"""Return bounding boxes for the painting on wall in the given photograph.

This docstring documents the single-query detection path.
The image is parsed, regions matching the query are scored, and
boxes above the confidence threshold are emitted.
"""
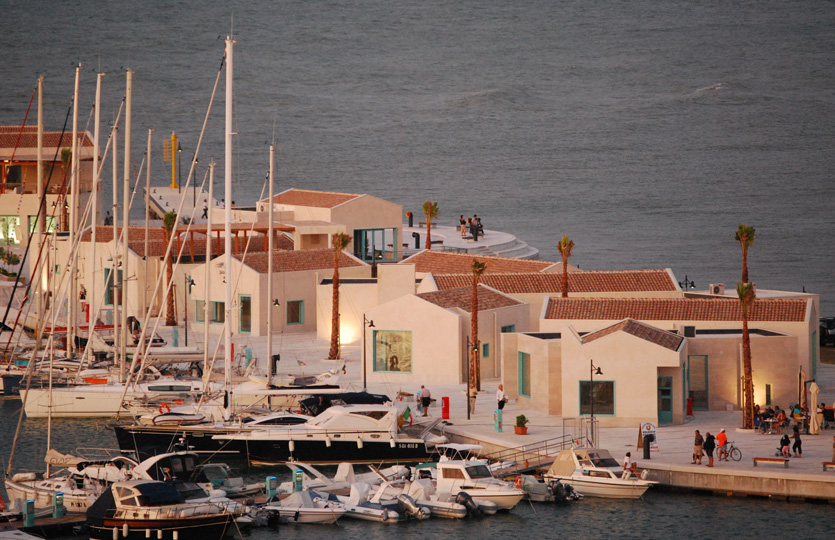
[373,330,412,372]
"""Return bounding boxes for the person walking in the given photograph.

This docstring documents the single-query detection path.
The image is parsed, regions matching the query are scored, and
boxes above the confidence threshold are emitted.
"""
[202,201,208,219]
[703,432,716,467]
[792,425,802,457]
[692,430,704,464]
[716,428,728,461]
[420,385,431,417]
[496,384,507,410]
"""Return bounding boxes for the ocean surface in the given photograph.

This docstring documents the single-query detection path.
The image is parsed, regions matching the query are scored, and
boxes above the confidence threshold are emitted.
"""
[1,0,833,313]
[1,3,833,534]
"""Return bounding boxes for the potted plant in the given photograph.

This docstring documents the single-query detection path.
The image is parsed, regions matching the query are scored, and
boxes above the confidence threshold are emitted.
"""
[515,414,529,435]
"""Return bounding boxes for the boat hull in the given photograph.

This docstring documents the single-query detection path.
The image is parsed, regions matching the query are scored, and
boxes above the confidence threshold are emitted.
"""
[88,513,231,540]
[4,478,95,512]
[548,476,652,499]
[238,437,433,465]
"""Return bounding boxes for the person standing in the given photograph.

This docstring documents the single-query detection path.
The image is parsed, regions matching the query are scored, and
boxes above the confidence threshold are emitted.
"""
[420,385,431,417]
[716,428,728,461]
[468,384,477,415]
[202,201,208,219]
[792,425,802,457]
[703,432,716,467]
[692,430,704,464]
[831,435,835,463]
[459,215,466,237]
[496,384,507,410]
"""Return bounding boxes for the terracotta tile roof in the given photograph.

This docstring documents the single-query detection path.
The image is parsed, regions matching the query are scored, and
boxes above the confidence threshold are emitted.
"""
[432,270,676,294]
[0,126,93,155]
[402,251,555,274]
[235,248,364,274]
[269,188,361,208]
[544,298,808,322]
[584,319,684,351]
[80,226,166,243]
[417,285,523,313]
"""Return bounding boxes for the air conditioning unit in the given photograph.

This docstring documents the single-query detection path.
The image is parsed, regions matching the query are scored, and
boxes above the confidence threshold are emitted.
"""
[710,283,725,295]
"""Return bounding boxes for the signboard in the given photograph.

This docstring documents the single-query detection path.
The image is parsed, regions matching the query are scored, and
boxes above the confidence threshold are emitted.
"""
[641,422,659,450]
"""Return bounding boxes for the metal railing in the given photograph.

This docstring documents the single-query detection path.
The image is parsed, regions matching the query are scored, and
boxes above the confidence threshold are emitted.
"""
[480,434,576,477]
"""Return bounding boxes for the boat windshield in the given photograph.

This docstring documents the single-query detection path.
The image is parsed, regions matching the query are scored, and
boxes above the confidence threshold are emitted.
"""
[587,453,620,468]
[465,464,494,479]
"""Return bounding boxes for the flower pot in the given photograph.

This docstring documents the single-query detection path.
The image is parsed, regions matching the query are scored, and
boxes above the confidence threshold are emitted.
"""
[514,426,528,435]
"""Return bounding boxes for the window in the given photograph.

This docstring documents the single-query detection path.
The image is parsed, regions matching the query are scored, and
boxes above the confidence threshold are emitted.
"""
[483,343,490,358]
[501,324,516,333]
[239,295,252,333]
[518,352,531,397]
[103,268,122,306]
[579,380,615,415]
[373,330,412,372]
[287,300,304,325]
[210,301,224,323]
[28,215,57,234]
[441,468,465,479]
[194,300,205,322]
[0,216,21,245]
[353,227,398,263]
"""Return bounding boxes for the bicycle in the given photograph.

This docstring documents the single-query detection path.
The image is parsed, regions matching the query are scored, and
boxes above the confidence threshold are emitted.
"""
[720,441,742,461]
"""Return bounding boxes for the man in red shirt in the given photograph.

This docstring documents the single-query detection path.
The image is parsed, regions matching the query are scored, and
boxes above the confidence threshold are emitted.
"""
[716,428,728,461]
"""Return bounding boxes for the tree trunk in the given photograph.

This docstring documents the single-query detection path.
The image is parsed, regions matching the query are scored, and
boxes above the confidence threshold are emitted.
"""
[561,256,568,297]
[741,311,754,429]
[165,234,176,326]
[425,216,432,250]
[471,280,480,391]
[328,253,340,359]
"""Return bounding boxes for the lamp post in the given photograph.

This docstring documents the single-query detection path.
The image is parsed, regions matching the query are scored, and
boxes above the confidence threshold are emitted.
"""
[184,275,195,346]
[679,275,696,292]
[590,359,602,445]
[362,315,375,391]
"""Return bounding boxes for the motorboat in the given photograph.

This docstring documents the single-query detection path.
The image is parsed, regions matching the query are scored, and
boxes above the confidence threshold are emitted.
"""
[542,448,657,499]
[321,483,402,523]
[365,478,468,519]
[192,462,263,499]
[419,460,522,511]
[258,490,347,524]
[85,480,233,540]
[212,404,446,465]
[278,461,411,494]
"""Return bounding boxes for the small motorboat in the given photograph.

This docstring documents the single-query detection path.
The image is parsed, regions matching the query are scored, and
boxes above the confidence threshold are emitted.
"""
[192,463,263,499]
[259,490,347,524]
[542,448,657,499]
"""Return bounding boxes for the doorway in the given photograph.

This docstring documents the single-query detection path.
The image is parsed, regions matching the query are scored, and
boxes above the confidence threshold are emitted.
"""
[657,376,673,424]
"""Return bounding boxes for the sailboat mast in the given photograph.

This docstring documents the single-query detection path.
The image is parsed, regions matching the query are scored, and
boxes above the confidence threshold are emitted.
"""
[121,70,132,378]
[112,117,120,381]
[90,72,102,343]
[223,37,235,419]
[36,76,44,324]
[69,65,80,357]
[203,161,214,380]
[267,144,274,377]
[144,128,152,314]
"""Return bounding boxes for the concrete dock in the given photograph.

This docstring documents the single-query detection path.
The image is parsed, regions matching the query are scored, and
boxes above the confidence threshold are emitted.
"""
[132,329,835,503]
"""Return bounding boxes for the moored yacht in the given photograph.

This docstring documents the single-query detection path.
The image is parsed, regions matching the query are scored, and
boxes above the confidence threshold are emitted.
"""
[542,448,657,499]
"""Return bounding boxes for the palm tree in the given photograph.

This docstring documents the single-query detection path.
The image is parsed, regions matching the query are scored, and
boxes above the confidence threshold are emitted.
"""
[738,281,756,429]
[422,201,438,250]
[471,259,487,391]
[735,224,755,284]
[557,234,574,298]
[163,211,178,326]
[328,232,352,360]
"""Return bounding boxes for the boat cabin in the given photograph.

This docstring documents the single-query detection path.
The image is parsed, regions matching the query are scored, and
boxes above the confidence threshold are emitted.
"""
[545,448,622,478]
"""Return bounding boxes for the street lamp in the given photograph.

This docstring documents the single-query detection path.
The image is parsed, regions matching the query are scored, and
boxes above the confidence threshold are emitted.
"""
[184,275,195,346]
[362,315,375,390]
[589,359,603,445]
[679,275,696,292]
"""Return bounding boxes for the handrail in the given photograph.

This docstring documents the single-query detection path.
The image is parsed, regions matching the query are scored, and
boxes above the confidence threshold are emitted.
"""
[480,434,575,477]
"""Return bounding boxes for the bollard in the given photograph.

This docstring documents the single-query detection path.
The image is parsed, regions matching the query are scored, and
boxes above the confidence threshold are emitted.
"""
[494,409,503,432]
[442,396,450,419]
[293,469,304,492]
[171,328,179,347]
[23,500,35,528]
[52,491,65,519]
[643,434,654,459]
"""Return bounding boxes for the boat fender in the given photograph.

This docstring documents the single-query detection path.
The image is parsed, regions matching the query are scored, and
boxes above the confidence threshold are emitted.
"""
[455,492,482,517]
[514,475,522,489]
[159,403,170,414]
[294,510,300,522]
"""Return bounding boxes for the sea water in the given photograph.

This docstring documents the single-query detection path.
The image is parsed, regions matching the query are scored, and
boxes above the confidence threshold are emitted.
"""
[0,0,832,312]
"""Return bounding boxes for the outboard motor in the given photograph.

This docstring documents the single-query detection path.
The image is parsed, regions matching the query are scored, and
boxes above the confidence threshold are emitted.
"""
[547,479,567,502]
[397,494,429,520]
[455,491,483,517]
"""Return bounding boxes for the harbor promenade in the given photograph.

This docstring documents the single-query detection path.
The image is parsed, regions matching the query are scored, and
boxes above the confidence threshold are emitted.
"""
[153,328,835,502]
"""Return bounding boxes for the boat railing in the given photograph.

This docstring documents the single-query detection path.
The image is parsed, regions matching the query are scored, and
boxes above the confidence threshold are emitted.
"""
[481,434,576,477]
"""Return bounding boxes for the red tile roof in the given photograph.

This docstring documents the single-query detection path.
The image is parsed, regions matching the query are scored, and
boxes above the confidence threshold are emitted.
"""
[432,270,676,294]
[269,189,361,208]
[0,126,93,155]
[417,285,523,312]
[402,251,555,274]
[81,226,166,243]
[235,248,364,274]
[544,298,808,322]
[584,319,684,351]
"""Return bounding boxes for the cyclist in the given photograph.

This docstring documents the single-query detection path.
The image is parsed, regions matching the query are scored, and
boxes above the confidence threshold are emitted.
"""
[716,428,728,461]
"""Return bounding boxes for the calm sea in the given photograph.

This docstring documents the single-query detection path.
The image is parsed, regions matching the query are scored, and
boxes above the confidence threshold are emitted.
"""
[1,3,833,533]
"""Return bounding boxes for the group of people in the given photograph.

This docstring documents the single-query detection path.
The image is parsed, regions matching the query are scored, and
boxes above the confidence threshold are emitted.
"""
[692,428,729,467]
[778,425,804,458]
[459,215,484,241]
[417,384,510,417]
